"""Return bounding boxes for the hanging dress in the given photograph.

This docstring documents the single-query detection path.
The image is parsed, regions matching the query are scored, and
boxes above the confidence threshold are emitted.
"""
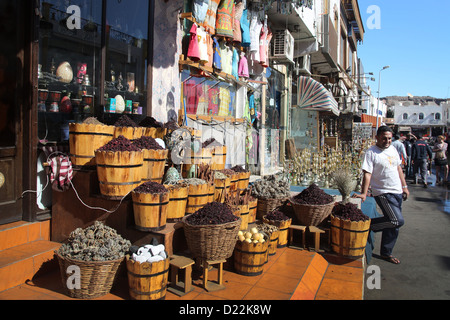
[213,37,222,70]
[259,22,268,65]
[187,23,201,61]
[261,28,272,68]
[197,26,209,64]
[215,0,235,38]
[238,52,249,78]
[204,0,221,34]
[232,47,239,79]
[232,0,244,43]
[192,0,210,23]
[249,13,262,55]
[240,9,251,47]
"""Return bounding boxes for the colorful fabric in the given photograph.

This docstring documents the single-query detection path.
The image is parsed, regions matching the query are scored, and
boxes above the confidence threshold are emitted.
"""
[232,47,239,79]
[197,26,209,64]
[218,87,231,116]
[240,9,250,46]
[193,0,210,23]
[213,37,222,69]
[238,53,248,78]
[204,0,221,34]
[49,154,73,192]
[187,23,201,61]
[184,79,201,114]
[219,41,233,74]
[215,0,235,38]
[233,1,244,43]
[259,24,268,65]
[196,83,208,115]
[208,86,219,115]
[261,28,272,67]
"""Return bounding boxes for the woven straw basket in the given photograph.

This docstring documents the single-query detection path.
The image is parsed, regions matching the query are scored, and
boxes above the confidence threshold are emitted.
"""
[182,215,241,261]
[55,251,124,299]
[289,197,336,226]
[256,197,289,220]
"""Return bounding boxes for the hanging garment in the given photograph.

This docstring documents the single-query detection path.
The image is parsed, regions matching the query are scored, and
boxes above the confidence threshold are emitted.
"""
[232,47,239,79]
[206,33,214,68]
[187,23,201,61]
[196,83,208,115]
[238,52,249,78]
[49,154,73,192]
[261,28,272,67]
[249,13,262,55]
[259,24,268,65]
[213,37,222,70]
[219,41,233,75]
[208,86,220,115]
[193,0,210,23]
[249,93,256,123]
[240,9,251,47]
[184,79,200,114]
[215,0,235,38]
[218,86,231,116]
[232,1,244,43]
[204,0,221,34]
[228,89,236,116]
[197,26,209,64]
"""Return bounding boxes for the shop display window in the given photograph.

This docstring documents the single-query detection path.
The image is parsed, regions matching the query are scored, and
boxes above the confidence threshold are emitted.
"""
[181,70,237,117]
[37,0,149,143]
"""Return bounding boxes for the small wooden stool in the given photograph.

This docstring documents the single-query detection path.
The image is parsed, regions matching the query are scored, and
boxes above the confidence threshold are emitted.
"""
[288,225,307,249]
[201,259,226,292]
[308,226,326,252]
[168,255,195,296]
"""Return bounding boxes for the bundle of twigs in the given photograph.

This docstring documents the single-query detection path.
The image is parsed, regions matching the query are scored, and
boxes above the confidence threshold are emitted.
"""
[197,163,213,185]
[224,187,252,206]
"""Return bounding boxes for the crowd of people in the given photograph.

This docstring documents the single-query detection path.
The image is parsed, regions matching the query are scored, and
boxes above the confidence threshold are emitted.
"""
[394,132,449,188]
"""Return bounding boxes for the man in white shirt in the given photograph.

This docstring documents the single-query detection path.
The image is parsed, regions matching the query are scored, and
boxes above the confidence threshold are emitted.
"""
[354,126,409,264]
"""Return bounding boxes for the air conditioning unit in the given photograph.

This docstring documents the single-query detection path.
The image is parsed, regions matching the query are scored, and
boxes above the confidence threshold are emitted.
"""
[272,29,294,64]
[294,55,311,75]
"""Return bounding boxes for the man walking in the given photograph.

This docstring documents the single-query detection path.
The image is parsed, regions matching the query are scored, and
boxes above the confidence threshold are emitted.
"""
[354,126,408,264]
[411,134,433,188]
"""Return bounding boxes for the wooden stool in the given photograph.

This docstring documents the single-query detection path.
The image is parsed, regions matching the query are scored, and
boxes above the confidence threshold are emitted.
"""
[201,259,226,292]
[168,255,195,296]
[288,225,307,249]
[308,226,326,252]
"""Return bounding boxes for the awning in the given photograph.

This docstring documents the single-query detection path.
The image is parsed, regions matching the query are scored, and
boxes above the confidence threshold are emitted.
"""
[297,76,340,116]
[361,114,378,128]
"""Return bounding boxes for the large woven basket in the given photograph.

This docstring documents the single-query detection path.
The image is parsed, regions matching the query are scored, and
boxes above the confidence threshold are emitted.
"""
[55,251,124,299]
[182,215,241,261]
[256,197,289,220]
[289,197,336,226]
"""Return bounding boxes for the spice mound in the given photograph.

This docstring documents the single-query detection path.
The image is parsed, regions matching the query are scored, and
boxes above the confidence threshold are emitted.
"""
[139,116,163,128]
[83,117,104,125]
[133,136,164,150]
[231,165,248,173]
[58,221,131,261]
[265,209,290,221]
[114,115,138,127]
[291,184,334,205]
[97,135,141,152]
[252,175,290,199]
[185,202,239,225]
[134,181,168,194]
[332,202,370,222]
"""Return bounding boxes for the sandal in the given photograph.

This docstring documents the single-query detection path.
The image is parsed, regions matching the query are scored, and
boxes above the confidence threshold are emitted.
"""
[381,255,401,264]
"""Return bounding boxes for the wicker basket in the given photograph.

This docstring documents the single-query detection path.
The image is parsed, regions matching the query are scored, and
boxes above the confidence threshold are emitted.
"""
[256,197,289,220]
[55,251,124,299]
[182,215,241,261]
[289,197,336,226]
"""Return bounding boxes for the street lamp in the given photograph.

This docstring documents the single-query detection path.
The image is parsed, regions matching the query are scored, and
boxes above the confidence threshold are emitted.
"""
[376,65,390,131]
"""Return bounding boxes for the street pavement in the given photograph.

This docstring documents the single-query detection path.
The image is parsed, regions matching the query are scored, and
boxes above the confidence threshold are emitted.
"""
[364,173,450,300]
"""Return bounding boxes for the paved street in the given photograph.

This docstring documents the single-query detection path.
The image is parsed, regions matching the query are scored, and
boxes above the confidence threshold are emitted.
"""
[364,173,450,300]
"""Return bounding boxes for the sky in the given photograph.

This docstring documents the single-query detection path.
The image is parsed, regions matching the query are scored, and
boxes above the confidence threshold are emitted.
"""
[357,0,450,99]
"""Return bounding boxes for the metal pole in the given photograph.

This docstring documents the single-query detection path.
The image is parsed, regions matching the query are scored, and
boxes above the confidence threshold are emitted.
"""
[375,66,390,131]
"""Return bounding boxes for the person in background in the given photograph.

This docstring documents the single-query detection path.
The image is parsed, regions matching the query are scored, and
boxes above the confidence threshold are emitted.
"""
[411,134,433,188]
[432,135,448,186]
[354,126,408,265]
[392,134,407,166]
[403,133,414,178]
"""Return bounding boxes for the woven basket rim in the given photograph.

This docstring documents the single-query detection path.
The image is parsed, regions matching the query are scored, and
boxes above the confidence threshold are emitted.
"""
[262,215,292,223]
[182,215,242,228]
[256,196,289,201]
[55,250,125,265]
[289,196,335,207]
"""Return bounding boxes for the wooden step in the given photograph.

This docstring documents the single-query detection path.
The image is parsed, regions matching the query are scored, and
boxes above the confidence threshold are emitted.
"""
[0,220,51,251]
[0,240,61,292]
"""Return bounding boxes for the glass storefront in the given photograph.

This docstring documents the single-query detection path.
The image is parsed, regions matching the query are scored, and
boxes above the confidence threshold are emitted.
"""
[37,0,150,143]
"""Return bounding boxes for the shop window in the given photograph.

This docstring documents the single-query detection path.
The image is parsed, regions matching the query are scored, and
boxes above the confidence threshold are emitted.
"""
[37,0,150,143]
[181,70,237,117]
